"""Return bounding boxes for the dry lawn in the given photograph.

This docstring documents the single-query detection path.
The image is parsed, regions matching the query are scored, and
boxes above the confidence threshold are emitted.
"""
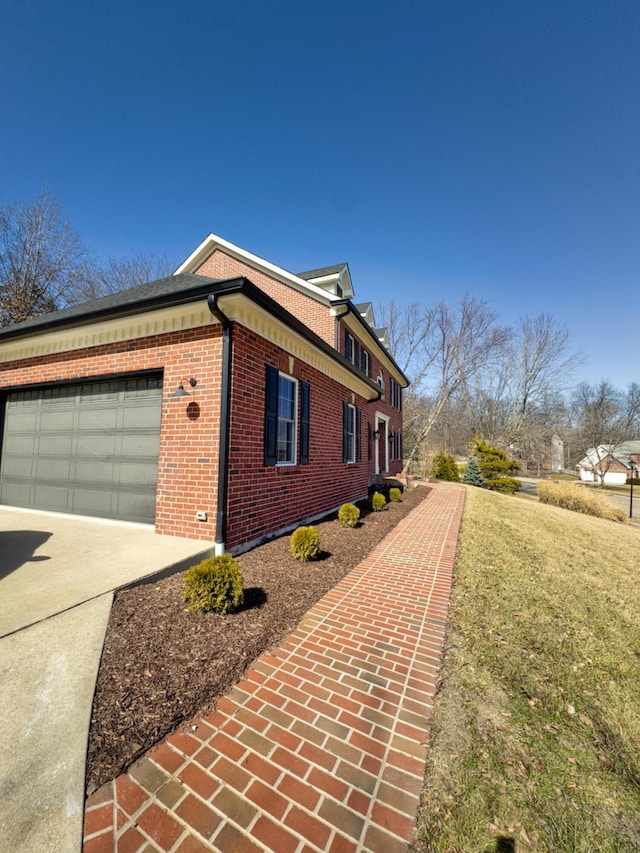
[411,486,640,853]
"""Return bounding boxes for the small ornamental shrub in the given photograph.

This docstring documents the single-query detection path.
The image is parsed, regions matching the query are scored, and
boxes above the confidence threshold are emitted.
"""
[462,456,486,487]
[538,481,626,523]
[290,526,320,561]
[338,503,360,528]
[472,437,520,494]
[432,452,460,482]
[389,487,402,502]
[183,554,244,614]
[371,492,387,512]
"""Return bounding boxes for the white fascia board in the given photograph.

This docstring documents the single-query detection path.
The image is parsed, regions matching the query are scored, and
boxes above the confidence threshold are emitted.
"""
[174,233,338,307]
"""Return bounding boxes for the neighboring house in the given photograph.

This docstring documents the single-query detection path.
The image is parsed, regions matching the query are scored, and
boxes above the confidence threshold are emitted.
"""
[0,233,407,553]
[576,441,640,484]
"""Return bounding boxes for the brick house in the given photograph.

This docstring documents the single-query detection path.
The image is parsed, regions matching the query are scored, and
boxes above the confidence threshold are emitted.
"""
[576,441,640,485]
[0,233,407,553]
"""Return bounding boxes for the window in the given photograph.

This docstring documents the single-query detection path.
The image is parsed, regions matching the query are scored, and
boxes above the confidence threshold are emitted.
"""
[264,366,302,466]
[360,348,370,377]
[377,369,385,399]
[345,330,354,362]
[342,402,361,463]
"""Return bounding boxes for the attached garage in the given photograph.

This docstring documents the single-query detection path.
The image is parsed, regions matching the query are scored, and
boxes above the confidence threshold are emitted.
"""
[0,374,163,524]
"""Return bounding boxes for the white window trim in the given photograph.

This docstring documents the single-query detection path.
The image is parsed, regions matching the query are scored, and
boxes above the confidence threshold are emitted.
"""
[374,412,390,474]
[276,372,298,466]
[345,402,356,464]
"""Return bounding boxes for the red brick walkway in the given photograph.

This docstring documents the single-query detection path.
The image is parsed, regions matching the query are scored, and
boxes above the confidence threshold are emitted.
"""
[83,483,465,853]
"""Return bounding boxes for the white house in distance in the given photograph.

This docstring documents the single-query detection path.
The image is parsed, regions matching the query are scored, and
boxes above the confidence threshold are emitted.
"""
[576,441,640,484]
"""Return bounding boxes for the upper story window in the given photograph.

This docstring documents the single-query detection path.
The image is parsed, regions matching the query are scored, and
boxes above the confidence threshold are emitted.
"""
[360,348,370,377]
[377,369,385,399]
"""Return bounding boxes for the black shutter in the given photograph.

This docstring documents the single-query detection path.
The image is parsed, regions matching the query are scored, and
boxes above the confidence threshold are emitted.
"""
[354,340,360,367]
[368,421,373,461]
[356,407,362,462]
[264,365,278,466]
[342,401,349,463]
[300,380,310,464]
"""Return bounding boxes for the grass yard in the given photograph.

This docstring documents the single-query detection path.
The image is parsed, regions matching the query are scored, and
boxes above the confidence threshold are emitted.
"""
[411,486,640,853]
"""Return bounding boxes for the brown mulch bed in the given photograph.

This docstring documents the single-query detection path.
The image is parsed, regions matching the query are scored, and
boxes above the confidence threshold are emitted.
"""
[86,485,430,794]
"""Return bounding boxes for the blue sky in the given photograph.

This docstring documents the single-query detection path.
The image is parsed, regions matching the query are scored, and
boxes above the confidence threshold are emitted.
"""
[2,0,639,388]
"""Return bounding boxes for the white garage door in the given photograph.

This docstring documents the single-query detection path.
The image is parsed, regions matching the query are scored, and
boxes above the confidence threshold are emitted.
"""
[0,375,163,524]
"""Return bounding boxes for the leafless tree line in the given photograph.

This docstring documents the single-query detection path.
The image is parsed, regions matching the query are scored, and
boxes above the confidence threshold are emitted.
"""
[379,296,639,476]
[0,190,173,326]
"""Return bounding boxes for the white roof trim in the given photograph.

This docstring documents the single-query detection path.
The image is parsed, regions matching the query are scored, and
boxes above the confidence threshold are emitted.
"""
[174,233,340,307]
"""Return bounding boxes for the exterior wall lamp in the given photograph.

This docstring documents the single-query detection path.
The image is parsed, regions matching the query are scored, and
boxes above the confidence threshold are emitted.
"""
[168,378,197,399]
[373,429,380,439]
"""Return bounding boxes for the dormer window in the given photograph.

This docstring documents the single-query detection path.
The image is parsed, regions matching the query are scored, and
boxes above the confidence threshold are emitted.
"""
[377,369,385,399]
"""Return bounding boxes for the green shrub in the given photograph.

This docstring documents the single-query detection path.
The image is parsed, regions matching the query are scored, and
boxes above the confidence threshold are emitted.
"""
[389,487,402,502]
[538,481,627,523]
[290,525,320,561]
[371,492,387,512]
[183,554,244,614]
[432,452,460,482]
[472,437,520,494]
[462,456,486,487]
[338,503,360,528]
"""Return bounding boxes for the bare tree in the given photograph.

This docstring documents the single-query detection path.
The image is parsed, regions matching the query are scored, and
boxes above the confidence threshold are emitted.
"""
[380,296,508,475]
[76,252,175,302]
[0,191,177,325]
[0,191,86,325]
[501,314,581,447]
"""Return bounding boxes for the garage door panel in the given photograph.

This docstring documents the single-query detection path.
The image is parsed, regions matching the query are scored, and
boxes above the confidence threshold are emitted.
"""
[71,489,114,514]
[77,435,118,456]
[5,408,38,429]
[73,461,117,484]
[38,434,74,455]
[117,461,158,486]
[122,406,161,429]
[3,434,37,455]
[40,410,75,431]
[120,433,160,456]
[78,409,119,430]
[0,375,162,524]
[2,458,35,478]
[35,459,72,481]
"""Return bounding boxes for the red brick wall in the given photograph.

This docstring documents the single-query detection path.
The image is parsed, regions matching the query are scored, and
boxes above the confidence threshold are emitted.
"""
[0,328,224,540]
[225,324,370,550]
[194,250,336,346]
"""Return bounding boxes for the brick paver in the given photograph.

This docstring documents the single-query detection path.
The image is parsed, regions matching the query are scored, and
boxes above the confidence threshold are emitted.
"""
[83,482,464,852]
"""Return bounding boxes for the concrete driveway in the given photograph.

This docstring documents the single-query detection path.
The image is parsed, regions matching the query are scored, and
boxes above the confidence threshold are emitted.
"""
[0,506,210,853]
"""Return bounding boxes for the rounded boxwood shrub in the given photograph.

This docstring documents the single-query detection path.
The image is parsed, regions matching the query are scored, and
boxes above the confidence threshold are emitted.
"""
[389,487,402,502]
[290,525,320,561]
[338,502,360,528]
[371,492,386,512]
[183,554,244,614]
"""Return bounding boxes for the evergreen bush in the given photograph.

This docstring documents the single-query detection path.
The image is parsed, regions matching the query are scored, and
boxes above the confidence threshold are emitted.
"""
[183,554,244,614]
[462,456,486,487]
[338,503,360,528]
[389,487,402,502]
[432,452,460,482]
[371,492,387,512]
[472,437,520,494]
[290,526,320,561]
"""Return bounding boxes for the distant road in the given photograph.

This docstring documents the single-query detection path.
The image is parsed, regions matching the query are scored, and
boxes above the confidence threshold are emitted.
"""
[518,477,640,522]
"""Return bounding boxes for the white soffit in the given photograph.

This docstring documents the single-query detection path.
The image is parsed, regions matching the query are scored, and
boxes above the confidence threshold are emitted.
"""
[0,303,217,364]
